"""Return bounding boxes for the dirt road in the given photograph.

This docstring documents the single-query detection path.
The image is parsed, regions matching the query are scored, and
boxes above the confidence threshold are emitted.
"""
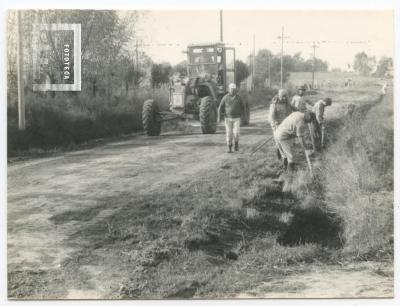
[7,104,393,299]
[8,109,271,298]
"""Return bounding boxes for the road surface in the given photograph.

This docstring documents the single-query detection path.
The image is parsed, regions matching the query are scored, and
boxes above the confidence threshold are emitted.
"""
[8,109,271,298]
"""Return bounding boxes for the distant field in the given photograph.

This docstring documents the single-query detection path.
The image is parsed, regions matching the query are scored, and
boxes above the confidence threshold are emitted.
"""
[288,71,386,89]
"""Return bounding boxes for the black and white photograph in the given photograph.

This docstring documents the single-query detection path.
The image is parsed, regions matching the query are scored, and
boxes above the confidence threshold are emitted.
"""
[3,1,398,302]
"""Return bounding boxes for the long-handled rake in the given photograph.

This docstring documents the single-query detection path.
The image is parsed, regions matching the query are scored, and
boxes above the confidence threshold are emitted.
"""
[250,135,274,155]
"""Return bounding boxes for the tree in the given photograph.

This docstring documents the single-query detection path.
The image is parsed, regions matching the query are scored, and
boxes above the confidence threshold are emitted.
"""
[353,52,376,76]
[235,60,249,86]
[8,10,141,98]
[248,49,273,88]
[151,63,172,88]
[374,56,393,77]
[247,49,328,88]
[172,60,188,77]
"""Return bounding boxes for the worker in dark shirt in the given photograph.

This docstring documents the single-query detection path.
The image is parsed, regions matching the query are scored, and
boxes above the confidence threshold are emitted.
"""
[218,83,245,153]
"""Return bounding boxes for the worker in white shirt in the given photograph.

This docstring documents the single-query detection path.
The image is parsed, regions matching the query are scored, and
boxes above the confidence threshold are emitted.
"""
[291,85,313,113]
[274,111,316,172]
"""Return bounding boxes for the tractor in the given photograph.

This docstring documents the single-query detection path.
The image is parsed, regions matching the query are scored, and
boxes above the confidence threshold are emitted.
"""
[142,42,250,136]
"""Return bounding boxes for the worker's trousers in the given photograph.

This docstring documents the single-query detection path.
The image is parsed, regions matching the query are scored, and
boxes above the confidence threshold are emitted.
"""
[276,137,295,163]
[225,117,241,146]
[308,120,322,151]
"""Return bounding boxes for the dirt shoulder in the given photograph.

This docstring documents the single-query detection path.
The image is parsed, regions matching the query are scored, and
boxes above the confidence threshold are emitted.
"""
[236,261,393,298]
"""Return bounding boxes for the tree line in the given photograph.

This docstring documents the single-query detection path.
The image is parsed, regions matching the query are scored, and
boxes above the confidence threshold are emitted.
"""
[352,52,393,77]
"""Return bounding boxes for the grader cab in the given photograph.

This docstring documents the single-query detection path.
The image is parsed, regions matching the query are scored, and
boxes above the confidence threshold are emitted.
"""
[142,42,249,136]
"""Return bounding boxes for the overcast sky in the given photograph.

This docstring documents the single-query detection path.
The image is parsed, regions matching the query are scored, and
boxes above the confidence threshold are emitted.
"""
[134,10,394,70]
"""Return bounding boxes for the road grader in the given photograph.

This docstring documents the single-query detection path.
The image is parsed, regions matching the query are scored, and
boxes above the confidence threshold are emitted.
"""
[142,42,250,136]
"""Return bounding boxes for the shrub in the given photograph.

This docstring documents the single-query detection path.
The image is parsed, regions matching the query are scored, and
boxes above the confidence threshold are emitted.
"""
[7,86,170,156]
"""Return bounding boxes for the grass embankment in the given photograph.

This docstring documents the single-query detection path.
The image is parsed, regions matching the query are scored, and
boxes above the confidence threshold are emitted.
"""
[286,85,393,259]
[319,90,393,258]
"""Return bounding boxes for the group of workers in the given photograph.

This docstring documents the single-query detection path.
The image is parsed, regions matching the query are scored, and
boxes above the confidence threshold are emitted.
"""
[218,83,332,172]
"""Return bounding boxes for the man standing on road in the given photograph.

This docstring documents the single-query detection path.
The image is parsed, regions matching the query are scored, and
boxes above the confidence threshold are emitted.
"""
[291,85,313,112]
[275,111,316,172]
[269,88,292,162]
[312,97,332,149]
[218,83,245,153]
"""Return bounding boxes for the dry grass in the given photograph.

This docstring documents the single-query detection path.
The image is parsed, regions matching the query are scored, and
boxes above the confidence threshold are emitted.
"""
[7,86,169,156]
[313,89,393,259]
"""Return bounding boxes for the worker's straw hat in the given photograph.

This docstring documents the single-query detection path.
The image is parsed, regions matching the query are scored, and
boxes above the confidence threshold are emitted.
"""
[229,83,237,89]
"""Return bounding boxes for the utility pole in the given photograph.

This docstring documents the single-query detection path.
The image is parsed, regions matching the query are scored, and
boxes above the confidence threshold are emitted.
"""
[277,26,289,88]
[17,10,25,130]
[135,40,139,72]
[311,41,318,89]
[268,53,271,87]
[252,33,255,91]
[219,10,223,42]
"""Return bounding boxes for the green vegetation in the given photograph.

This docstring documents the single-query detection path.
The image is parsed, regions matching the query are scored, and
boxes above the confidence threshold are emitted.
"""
[7,87,169,156]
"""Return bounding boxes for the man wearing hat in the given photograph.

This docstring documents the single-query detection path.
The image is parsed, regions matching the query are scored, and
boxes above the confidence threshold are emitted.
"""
[269,88,292,161]
[218,83,245,153]
[274,111,316,172]
[312,97,332,149]
[291,85,313,113]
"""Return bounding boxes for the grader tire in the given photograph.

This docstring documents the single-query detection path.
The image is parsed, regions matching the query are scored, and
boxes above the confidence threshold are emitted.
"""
[199,96,217,134]
[142,99,161,136]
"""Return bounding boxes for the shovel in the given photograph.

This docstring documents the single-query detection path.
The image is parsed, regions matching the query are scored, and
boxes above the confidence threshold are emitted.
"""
[305,150,313,176]
[321,126,325,148]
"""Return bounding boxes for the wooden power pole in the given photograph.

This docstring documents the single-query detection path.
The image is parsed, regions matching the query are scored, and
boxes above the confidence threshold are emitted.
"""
[311,41,318,89]
[17,10,25,130]
[135,40,139,72]
[219,10,223,42]
[277,26,289,88]
[268,53,271,87]
[252,33,255,91]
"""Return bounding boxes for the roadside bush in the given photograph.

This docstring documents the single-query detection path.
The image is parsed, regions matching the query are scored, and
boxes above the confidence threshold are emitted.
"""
[7,86,169,156]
